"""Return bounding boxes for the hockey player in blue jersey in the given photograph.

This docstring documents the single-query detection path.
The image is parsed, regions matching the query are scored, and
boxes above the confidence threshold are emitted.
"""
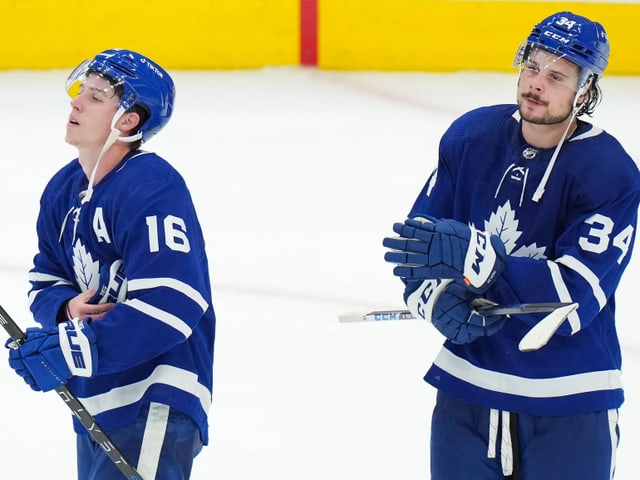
[6,49,215,479]
[383,12,640,480]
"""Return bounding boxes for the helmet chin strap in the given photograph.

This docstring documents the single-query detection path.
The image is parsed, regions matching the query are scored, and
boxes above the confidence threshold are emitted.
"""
[82,106,140,204]
[531,112,576,203]
[117,131,143,144]
[531,83,589,203]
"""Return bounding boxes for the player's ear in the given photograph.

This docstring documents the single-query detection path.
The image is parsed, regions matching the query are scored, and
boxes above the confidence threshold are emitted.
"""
[116,111,141,134]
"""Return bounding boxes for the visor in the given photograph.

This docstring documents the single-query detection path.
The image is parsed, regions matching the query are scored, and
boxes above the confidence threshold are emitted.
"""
[65,59,132,105]
[514,42,594,93]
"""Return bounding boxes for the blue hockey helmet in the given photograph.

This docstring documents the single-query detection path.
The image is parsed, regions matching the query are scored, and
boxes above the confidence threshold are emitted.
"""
[66,49,175,143]
[515,12,610,82]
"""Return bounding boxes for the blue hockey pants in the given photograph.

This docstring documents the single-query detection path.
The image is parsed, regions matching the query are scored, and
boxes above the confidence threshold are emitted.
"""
[431,391,619,480]
[77,402,203,480]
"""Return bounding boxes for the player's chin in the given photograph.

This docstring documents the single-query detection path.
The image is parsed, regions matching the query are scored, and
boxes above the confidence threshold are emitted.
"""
[518,107,549,125]
[64,130,78,146]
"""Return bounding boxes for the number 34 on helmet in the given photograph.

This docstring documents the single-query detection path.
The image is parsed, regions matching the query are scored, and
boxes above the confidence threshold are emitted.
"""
[514,11,610,88]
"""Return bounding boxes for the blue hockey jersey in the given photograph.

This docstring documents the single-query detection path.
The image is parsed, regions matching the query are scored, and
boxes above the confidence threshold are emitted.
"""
[411,104,640,416]
[28,150,215,443]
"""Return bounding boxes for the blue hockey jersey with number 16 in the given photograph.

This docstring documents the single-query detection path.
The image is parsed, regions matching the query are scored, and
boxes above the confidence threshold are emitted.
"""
[412,104,640,416]
[28,150,216,443]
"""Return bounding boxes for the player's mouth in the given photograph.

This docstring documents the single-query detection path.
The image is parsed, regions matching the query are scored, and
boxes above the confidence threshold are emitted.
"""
[523,93,545,106]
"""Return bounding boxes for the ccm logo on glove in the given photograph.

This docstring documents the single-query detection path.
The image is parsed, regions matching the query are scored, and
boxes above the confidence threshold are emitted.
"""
[406,279,452,321]
[465,226,498,288]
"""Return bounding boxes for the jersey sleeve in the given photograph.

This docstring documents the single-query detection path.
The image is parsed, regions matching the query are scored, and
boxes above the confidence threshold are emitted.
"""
[409,113,467,219]
[29,170,83,329]
[491,180,639,336]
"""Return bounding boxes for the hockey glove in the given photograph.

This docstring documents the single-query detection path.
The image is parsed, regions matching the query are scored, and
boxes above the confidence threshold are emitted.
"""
[384,216,506,294]
[405,279,506,344]
[88,259,127,304]
[7,318,97,392]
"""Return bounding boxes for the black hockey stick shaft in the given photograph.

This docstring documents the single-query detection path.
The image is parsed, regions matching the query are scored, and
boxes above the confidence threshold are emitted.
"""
[0,304,143,480]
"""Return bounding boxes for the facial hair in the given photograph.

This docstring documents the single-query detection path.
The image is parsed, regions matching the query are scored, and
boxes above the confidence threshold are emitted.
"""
[518,92,574,126]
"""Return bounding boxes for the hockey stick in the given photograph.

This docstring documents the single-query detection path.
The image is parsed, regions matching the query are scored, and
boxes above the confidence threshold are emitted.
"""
[517,302,578,351]
[0,304,143,480]
[339,301,578,352]
[338,302,574,323]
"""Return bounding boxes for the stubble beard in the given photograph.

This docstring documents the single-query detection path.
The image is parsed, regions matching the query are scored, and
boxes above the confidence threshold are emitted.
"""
[518,93,573,126]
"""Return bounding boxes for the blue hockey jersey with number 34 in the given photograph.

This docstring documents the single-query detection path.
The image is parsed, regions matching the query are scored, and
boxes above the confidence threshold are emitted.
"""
[28,150,215,443]
[412,104,640,416]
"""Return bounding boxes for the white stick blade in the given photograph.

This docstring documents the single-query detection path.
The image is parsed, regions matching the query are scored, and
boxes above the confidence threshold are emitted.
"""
[339,313,368,323]
[518,303,578,352]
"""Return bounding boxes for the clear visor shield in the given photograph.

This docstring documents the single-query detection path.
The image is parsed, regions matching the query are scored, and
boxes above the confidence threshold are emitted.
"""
[513,42,593,94]
[65,59,124,101]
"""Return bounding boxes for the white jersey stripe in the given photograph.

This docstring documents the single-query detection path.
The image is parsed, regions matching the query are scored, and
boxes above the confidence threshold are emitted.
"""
[127,298,192,338]
[128,277,209,311]
[556,254,608,309]
[28,271,73,283]
[79,364,211,416]
[434,348,622,398]
[28,280,74,307]
[547,261,581,333]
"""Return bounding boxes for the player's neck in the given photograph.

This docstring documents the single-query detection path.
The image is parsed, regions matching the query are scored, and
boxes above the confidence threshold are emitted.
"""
[77,142,131,185]
[522,118,577,150]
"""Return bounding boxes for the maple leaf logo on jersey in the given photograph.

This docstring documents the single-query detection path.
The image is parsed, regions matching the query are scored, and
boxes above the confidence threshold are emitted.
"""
[72,239,100,292]
[483,200,548,259]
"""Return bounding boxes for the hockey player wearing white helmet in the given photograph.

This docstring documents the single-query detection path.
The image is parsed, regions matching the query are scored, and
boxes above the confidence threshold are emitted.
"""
[384,12,639,479]
[7,49,216,479]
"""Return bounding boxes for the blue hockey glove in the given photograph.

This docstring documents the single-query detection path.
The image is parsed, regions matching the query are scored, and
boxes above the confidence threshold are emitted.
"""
[405,279,506,344]
[7,318,97,392]
[88,259,127,304]
[384,216,506,294]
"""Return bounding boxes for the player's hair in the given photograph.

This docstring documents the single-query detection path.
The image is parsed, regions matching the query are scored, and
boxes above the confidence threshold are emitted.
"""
[576,79,601,117]
[92,74,151,150]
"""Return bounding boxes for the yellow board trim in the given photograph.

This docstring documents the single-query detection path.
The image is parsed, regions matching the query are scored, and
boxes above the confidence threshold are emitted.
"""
[0,0,299,70]
[0,1,637,73]
[319,1,640,74]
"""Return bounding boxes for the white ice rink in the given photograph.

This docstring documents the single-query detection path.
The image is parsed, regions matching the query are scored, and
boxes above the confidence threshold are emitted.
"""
[0,67,638,479]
